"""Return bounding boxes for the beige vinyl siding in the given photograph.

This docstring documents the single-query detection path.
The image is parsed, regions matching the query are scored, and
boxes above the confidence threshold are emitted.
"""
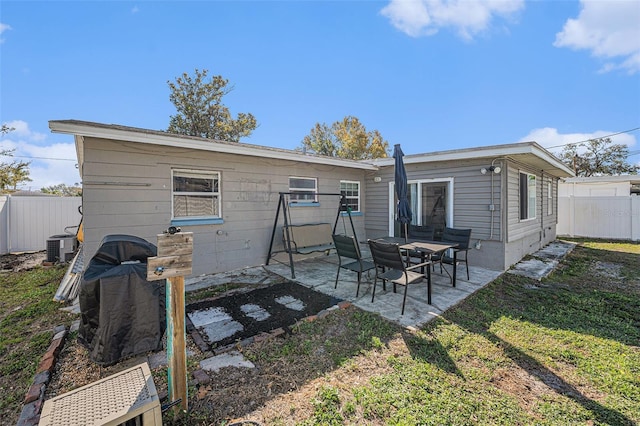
[363,171,390,238]
[365,159,502,241]
[506,163,541,243]
[503,162,559,268]
[364,159,506,270]
[81,137,367,276]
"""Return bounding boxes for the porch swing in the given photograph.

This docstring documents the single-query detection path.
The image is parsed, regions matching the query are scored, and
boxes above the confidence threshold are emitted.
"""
[266,192,357,278]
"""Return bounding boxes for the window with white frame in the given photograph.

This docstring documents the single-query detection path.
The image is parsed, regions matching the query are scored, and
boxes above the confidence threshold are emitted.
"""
[547,179,553,216]
[289,177,318,202]
[519,172,536,220]
[172,169,221,219]
[340,180,360,212]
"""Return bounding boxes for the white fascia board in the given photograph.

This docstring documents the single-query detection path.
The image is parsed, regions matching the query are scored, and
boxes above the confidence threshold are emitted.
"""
[74,135,84,175]
[50,120,377,171]
[369,142,574,176]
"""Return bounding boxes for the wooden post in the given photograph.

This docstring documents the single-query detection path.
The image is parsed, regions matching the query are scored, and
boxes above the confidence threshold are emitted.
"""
[165,276,187,414]
[147,231,193,415]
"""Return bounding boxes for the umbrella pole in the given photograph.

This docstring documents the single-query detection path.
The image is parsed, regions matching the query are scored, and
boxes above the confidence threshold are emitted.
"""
[404,223,408,243]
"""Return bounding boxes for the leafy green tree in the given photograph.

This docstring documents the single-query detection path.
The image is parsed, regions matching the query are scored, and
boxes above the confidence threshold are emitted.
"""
[41,183,82,196]
[302,123,337,156]
[1,125,32,193]
[167,69,257,142]
[560,137,640,177]
[301,116,390,160]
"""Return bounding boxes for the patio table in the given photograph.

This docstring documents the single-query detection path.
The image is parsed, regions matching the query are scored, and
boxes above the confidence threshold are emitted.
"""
[373,237,459,287]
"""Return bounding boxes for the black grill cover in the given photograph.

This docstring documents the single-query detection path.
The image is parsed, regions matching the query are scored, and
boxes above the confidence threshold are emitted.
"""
[78,235,165,366]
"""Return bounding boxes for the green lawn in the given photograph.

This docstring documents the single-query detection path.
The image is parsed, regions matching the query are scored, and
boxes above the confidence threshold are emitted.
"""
[0,265,70,424]
[235,241,640,425]
[2,240,639,426]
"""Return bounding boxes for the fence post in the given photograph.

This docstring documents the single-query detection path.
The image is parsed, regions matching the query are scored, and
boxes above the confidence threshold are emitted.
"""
[569,196,575,237]
[632,196,640,241]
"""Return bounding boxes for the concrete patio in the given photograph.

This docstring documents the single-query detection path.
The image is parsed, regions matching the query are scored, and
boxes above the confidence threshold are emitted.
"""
[187,248,501,329]
[263,250,502,329]
[185,240,576,330]
[177,240,575,372]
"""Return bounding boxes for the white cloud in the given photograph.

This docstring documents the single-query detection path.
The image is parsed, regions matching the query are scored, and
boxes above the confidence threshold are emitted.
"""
[380,0,525,40]
[519,127,637,156]
[554,0,640,74]
[4,120,47,142]
[1,121,79,191]
[0,22,11,44]
[23,143,80,190]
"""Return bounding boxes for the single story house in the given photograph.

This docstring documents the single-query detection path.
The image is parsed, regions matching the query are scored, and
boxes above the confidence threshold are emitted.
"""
[49,120,574,276]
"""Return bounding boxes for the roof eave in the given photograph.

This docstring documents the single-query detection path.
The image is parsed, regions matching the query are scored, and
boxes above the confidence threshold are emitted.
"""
[370,141,574,178]
[49,120,378,172]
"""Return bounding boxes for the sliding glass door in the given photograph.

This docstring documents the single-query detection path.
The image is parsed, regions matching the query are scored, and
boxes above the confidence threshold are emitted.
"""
[389,178,453,239]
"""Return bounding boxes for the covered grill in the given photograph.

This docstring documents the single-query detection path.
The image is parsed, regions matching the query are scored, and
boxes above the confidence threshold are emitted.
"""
[78,235,165,366]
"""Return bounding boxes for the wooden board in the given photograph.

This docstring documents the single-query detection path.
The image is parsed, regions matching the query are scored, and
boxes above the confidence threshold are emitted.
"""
[156,232,194,256]
[147,255,193,281]
[146,232,193,281]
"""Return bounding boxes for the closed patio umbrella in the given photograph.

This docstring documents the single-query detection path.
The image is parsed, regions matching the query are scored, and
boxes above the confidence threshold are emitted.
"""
[393,144,412,242]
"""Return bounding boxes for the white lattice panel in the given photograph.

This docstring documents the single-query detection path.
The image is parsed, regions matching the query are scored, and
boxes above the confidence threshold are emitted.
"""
[39,363,162,426]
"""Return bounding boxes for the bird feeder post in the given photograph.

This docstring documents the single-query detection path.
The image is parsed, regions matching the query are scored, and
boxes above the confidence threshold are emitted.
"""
[147,230,193,416]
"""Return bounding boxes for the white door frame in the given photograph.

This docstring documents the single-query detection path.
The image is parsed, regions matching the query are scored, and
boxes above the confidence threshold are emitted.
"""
[388,177,454,236]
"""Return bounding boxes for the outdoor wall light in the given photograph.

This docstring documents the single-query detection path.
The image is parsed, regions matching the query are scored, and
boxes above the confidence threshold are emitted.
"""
[481,165,502,174]
[373,176,382,182]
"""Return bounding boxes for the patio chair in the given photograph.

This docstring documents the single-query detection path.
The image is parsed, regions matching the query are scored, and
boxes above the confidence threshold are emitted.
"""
[432,227,472,281]
[407,224,436,269]
[368,239,432,314]
[332,234,375,297]
[408,224,435,240]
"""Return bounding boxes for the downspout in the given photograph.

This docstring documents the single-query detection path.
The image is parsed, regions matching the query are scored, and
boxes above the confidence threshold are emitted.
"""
[489,157,506,241]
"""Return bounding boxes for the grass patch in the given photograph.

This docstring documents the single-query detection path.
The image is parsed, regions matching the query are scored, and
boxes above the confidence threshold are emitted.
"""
[0,265,72,423]
[3,241,639,425]
[238,242,639,425]
[184,283,250,304]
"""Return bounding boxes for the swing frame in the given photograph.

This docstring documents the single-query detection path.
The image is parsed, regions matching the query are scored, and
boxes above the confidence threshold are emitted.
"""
[266,192,357,278]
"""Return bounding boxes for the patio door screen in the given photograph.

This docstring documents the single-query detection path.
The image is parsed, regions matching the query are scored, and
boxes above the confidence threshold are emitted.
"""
[390,179,453,239]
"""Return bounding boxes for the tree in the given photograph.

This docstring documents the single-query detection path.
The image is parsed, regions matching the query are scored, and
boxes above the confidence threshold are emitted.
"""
[559,137,640,177]
[1,125,32,193]
[301,116,390,160]
[41,183,82,196]
[167,69,257,142]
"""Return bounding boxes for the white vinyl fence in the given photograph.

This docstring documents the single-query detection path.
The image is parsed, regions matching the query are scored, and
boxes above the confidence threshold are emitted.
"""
[557,196,640,241]
[0,196,82,254]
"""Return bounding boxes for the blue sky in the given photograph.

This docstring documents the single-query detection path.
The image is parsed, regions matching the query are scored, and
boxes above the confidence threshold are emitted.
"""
[1,0,639,190]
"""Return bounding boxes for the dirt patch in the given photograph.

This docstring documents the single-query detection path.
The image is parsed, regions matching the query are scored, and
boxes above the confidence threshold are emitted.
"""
[0,251,46,272]
[592,260,623,279]
[187,280,342,350]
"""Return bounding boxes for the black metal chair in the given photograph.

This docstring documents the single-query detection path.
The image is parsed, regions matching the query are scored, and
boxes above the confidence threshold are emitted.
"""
[431,227,472,281]
[408,224,435,240]
[406,224,436,269]
[368,239,432,314]
[332,234,375,297]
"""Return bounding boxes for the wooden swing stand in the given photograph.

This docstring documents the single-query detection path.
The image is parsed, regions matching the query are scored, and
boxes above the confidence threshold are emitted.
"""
[266,192,358,278]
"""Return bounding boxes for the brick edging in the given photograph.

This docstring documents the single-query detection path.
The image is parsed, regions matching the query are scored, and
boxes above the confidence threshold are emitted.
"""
[17,325,68,426]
